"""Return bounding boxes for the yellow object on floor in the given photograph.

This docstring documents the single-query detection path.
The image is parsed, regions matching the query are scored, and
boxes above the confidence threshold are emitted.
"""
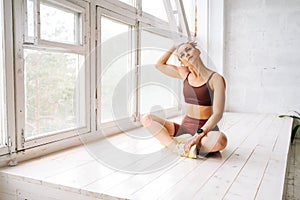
[173,134,197,159]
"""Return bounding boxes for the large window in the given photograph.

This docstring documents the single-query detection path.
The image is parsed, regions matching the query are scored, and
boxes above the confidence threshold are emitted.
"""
[15,0,89,148]
[0,0,195,159]
[0,0,7,148]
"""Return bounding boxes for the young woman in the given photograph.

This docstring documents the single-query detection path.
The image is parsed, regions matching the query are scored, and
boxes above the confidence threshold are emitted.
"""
[141,42,227,158]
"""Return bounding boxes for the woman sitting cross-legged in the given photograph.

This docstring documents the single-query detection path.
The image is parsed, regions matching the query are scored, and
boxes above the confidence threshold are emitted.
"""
[141,42,228,158]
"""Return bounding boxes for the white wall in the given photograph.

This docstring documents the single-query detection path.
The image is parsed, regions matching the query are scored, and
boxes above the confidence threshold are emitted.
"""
[224,0,300,114]
[208,0,224,74]
[196,0,224,74]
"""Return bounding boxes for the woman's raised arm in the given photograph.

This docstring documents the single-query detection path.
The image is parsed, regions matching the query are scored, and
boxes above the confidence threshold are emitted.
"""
[156,45,187,79]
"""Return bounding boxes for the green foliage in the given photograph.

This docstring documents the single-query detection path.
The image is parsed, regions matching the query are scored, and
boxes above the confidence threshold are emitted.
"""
[24,49,83,137]
[279,111,300,144]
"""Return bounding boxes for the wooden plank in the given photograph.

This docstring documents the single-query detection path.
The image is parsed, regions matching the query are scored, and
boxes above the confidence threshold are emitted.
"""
[223,146,273,200]
[0,146,94,180]
[81,169,133,198]
[105,128,164,154]
[158,149,234,200]
[44,160,114,190]
[255,117,293,200]
[130,158,202,199]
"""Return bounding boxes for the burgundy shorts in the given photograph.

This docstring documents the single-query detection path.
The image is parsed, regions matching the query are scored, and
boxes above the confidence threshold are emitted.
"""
[173,115,219,137]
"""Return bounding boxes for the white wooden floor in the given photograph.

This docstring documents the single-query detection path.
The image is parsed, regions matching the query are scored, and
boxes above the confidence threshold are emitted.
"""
[0,113,293,200]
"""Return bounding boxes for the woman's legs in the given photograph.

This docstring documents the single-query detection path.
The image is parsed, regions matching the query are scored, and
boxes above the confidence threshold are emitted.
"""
[197,131,227,153]
[141,114,177,150]
[141,114,228,156]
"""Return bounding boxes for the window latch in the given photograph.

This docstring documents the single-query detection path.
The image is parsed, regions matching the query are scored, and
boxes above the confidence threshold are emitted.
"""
[5,136,12,154]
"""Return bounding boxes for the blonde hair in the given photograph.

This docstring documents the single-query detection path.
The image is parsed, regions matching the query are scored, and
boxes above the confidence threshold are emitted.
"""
[176,41,198,53]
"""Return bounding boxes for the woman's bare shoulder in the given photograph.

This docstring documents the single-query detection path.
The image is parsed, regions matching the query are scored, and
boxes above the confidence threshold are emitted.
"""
[211,72,226,88]
[178,67,190,79]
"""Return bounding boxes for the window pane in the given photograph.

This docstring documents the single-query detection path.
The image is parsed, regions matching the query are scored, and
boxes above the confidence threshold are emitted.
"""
[40,1,82,45]
[24,49,85,138]
[100,17,134,123]
[26,0,35,39]
[118,0,135,6]
[0,0,7,147]
[142,0,168,21]
[183,0,195,35]
[140,31,180,115]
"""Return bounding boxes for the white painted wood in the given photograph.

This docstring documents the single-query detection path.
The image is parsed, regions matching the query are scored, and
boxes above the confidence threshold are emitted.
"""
[95,0,137,21]
[195,115,279,199]
[0,146,94,180]
[131,158,199,199]
[89,0,96,134]
[0,128,114,168]
[44,160,114,190]
[223,116,290,200]
[0,173,103,200]
[0,0,15,156]
[159,113,268,199]
[0,113,293,199]
[13,0,26,151]
[255,118,293,200]
[82,170,133,197]
[12,0,91,152]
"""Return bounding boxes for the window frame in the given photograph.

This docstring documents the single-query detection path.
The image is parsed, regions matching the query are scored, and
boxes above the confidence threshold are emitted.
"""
[0,0,16,156]
[13,0,91,150]
[95,1,138,134]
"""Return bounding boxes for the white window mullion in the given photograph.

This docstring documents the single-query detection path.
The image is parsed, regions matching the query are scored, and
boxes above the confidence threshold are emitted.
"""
[23,43,85,54]
[95,6,101,130]
[0,0,15,156]
[134,0,141,122]
[14,0,27,151]
[97,0,136,19]
[35,0,40,44]
[36,40,86,54]
[4,0,17,156]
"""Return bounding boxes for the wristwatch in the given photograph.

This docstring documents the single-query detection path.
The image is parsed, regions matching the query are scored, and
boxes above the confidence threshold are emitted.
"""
[197,128,204,134]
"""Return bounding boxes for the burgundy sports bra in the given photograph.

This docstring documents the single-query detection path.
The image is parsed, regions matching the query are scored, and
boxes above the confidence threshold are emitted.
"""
[183,72,215,106]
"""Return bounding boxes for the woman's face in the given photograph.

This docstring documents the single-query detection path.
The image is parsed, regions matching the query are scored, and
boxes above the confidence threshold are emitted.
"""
[177,43,200,66]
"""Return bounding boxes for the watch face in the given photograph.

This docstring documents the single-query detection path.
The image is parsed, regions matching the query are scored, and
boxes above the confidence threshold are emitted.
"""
[197,129,203,134]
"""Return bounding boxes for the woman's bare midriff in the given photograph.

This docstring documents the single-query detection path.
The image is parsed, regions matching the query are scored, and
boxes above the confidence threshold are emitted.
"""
[185,103,212,120]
